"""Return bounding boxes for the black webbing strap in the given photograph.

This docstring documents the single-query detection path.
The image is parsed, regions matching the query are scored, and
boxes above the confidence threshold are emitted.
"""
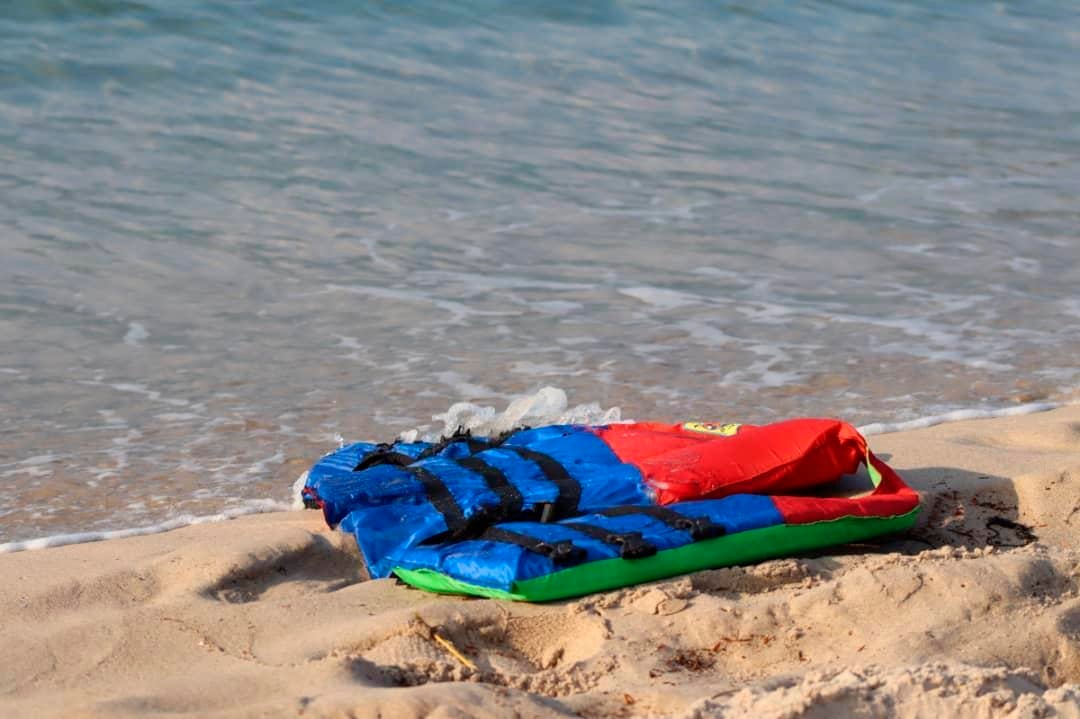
[354,427,528,472]
[482,527,586,565]
[353,443,417,471]
[501,446,581,520]
[466,438,492,453]
[562,522,658,559]
[597,505,727,541]
[456,456,524,518]
[415,430,497,462]
[410,458,531,542]
[404,465,467,537]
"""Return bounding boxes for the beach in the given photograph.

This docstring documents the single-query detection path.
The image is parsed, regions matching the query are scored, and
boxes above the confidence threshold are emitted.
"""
[3,405,1078,718]
[3,2,1079,716]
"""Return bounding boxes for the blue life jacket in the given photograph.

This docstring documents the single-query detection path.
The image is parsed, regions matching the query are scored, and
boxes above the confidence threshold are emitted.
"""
[303,426,653,578]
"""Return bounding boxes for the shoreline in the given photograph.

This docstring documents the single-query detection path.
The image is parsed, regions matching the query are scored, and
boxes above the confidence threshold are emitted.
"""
[1,397,1073,555]
[2,405,1079,717]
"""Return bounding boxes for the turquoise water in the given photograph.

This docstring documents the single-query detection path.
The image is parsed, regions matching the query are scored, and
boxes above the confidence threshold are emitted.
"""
[2,1,1078,541]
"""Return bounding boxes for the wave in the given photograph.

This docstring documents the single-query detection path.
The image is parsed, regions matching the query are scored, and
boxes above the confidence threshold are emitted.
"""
[0,499,290,554]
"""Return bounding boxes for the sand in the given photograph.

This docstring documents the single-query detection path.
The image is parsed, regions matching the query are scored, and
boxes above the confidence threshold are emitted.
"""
[3,406,1080,718]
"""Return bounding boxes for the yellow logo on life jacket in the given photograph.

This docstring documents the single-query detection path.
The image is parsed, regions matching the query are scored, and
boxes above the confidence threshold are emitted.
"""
[683,421,741,436]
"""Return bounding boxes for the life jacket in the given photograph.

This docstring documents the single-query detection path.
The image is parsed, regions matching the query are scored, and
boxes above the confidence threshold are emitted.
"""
[305,425,654,578]
[391,454,919,601]
[302,418,918,588]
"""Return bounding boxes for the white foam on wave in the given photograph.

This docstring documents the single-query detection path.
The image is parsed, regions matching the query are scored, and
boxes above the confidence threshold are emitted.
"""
[123,322,149,347]
[434,371,500,400]
[525,300,583,316]
[0,499,291,554]
[315,283,517,325]
[1061,297,1080,319]
[105,381,194,408]
[411,270,594,292]
[858,400,1063,436]
[619,286,702,310]
[0,453,61,479]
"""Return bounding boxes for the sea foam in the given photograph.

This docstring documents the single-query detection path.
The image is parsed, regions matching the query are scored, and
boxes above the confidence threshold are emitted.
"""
[0,499,290,554]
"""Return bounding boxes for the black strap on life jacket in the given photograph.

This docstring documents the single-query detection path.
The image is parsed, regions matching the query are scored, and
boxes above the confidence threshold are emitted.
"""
[353,426,532,471]
[410,458,534,543]
[355,451,418,471]
[597,505,727,541]
[455,456,524,518]
[467,438,493,453]
[500,446,581,520]
[405,465,468,537]
[415,426,516,462]
[416,438,492,461]
[562,522,658,559]
[481,527,586,565]
[354,434,581,539]
[353,443,417,471]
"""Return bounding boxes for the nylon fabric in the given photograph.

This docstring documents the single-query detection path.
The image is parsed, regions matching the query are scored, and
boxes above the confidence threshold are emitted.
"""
[561,522,657,559]
[393,509,921,602]
[499,446,581,519]
[595,418,867,504]
[303,440,432,519]
[324,427,653,578]
[387,495,785,591]
[597,504,726,540]
[455,456,524,517]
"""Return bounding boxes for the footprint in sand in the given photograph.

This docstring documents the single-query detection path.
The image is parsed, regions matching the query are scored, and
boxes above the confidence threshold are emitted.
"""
[205,533,364,603]
[351,606,608,697]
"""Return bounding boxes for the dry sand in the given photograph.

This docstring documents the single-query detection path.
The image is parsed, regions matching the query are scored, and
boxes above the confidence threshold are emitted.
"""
[3,406,1080,718]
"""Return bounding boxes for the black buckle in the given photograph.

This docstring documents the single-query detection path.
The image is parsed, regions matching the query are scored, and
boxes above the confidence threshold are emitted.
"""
[536,540,586,564]
[676,516,726,541]
[609,531,657,559]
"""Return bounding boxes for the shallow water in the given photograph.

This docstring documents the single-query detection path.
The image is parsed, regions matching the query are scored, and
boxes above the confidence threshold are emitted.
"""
[1,1,1078,542]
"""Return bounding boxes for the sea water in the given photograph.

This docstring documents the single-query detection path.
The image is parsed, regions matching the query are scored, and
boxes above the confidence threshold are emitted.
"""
[1,0,1078,544]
